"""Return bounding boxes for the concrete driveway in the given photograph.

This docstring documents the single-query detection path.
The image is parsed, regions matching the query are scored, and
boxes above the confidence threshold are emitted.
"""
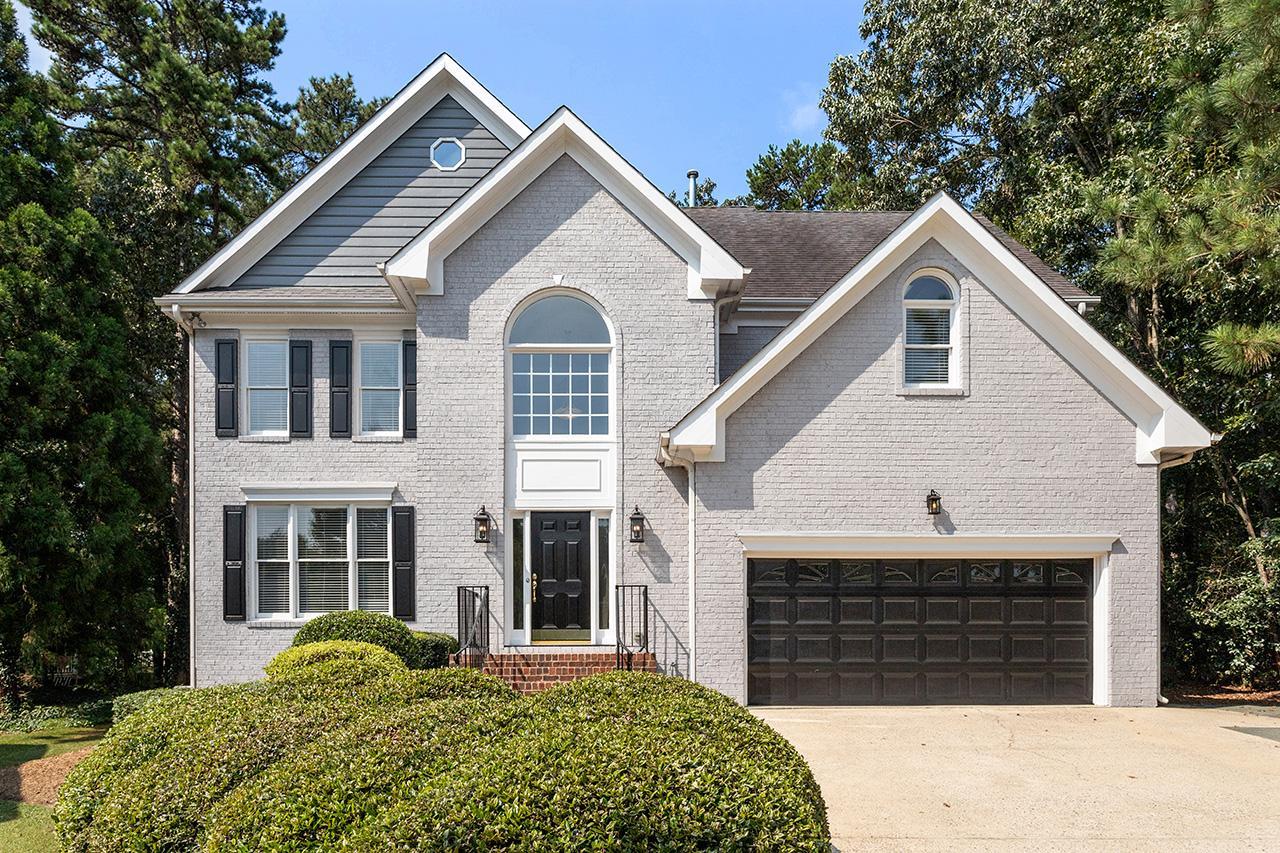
[755,703,1280,852]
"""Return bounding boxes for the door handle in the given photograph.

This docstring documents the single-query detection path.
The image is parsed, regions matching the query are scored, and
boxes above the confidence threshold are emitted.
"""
[531,573,538,604]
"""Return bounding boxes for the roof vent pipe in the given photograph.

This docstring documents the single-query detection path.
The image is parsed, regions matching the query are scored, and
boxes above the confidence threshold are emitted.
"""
[687,169,699,208]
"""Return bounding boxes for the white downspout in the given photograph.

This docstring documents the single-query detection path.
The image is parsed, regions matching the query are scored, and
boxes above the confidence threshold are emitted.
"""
[187,331,197,688]
[687,460,697,682]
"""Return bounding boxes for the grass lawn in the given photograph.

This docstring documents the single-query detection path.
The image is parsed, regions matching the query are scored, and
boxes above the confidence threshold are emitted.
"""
[1,726,107,852]
[0,800,58,852]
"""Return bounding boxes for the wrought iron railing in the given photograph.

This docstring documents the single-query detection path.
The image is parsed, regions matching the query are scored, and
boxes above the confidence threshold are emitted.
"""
[456,585,490,668]
[615,584,649,670]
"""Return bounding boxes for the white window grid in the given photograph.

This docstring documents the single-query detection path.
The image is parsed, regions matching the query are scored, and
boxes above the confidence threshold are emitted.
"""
[509,346,611,439]
[249,503,392,619]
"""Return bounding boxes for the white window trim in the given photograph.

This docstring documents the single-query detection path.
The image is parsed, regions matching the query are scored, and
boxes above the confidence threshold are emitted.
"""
[505,290,617,444]
[505,507,615,647]
[248,501,393,621]
[901,268,961,390]
[241,337,290,437]
[429,136,467,172]
[354,336,403,439]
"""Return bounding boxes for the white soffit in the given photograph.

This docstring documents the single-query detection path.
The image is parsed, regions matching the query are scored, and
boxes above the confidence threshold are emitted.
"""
[241,482,397,503]
[382,107,745,300]
[172,54,530,296]
[666,192,1214,465]
[737,532,1120,558]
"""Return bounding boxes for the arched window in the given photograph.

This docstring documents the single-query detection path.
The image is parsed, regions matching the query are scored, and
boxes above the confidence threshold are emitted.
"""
[508,293,612,437]
[903,273,956,385]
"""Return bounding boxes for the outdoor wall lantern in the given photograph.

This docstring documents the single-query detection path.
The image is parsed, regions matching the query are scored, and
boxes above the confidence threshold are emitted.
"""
[473,505,493,543]
[629,506,646,543]
[925,490,943,516]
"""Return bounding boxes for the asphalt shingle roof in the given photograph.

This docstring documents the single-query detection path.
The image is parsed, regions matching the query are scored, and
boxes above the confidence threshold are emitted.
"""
[685,207,1092,304]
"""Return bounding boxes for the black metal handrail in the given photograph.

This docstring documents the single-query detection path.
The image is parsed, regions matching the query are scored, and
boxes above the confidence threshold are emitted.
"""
[456,585,490,668]
[615,584,649,670]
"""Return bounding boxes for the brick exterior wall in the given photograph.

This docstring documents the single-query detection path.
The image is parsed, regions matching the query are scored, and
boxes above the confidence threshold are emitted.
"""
[719,326,782,380]
[692,239,1160,706]
[190,155,714,685]
[479,652,657,693]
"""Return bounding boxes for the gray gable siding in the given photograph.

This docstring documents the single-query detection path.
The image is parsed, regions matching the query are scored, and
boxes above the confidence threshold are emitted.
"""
[231,95,509,290]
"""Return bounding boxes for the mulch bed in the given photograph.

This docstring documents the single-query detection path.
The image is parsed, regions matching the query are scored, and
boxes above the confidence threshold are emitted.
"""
[0,745,95,806]
[1165,683,1280,707]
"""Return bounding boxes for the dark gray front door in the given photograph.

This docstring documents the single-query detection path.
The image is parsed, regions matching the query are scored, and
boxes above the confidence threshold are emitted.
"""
[747,557,1093,705]
[531,512,591,641]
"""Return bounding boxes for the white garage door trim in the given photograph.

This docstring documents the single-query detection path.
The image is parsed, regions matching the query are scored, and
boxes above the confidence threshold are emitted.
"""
[736,533,1118,706]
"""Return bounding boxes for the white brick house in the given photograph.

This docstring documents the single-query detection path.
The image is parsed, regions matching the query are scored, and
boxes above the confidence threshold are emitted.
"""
[157,55,1213,706]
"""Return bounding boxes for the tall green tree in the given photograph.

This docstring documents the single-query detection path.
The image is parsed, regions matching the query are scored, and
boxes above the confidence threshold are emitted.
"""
[29,0,292,683]
[0,0,164,708]
[743,140,852,211]
[274,74,385,183]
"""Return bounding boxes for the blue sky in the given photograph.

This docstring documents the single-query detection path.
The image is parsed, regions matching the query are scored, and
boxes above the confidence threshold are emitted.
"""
[16,1,865,199]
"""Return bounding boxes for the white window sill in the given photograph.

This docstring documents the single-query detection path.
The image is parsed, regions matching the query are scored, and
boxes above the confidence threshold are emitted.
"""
[240,434,290,443]
[897,386,967,397]
[353,434,404,443]
[246,619,308,629]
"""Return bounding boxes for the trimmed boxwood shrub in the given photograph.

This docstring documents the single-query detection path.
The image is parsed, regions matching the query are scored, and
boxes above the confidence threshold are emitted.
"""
[351,671,830,851]
[408,631,460,669]
[264,640,406,680]
[292,610,417,664]
[392,666,518,702]
[111,688,184,725]
[55,667,412,852]
[205,698,527,850]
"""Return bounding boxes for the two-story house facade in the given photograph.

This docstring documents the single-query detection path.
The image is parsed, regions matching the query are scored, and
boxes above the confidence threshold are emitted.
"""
[157,56,1213,707]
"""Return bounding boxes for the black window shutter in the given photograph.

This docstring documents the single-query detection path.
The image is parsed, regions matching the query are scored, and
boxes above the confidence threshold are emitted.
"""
[402,339,417,438]
[329,340,352,438]
[391,506,415,620]
[223,505,247,620]
[214,339,238,437]
[289,340,312,437]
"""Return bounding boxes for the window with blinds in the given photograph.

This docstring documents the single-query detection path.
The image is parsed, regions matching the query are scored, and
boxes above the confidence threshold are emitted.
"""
[903,275,955,385]
[245,341,289,434]
[359,342,401,435]
[252,504,392,618]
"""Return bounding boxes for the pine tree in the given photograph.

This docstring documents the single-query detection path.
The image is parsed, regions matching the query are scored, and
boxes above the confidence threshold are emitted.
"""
[0,0,164,709]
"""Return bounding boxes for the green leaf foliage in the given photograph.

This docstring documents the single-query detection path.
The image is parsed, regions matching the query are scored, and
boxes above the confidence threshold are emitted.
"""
[264,640,406,680]
[0,0,167,709]
[56,671,826,851]
[290,610,422,666]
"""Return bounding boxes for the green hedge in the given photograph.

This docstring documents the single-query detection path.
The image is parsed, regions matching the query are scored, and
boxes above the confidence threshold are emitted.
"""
[265,640,406,680]
[408,631,460,669]
[0,697,112,732]
[57,670,828,851]
[111,688,184,725]
[353,672,830,850]
[205,698,525,850]
[292,611,418,664]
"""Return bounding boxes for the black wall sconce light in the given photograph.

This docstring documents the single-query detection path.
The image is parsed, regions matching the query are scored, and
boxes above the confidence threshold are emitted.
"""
[926,490,943,516]
[629,506,646,543]
[473,505,494,543]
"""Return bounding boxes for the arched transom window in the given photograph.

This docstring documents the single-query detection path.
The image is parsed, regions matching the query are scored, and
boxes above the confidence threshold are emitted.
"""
[508,293,612,437]
[903,273,956,385]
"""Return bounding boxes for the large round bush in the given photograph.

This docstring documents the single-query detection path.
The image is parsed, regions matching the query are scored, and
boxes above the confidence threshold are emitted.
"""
[264,640,406,680]
[408,630,460,669]
[291,610,418,664]
[353,672,830,850]
[55,665,412,852]
[205,698,526,850]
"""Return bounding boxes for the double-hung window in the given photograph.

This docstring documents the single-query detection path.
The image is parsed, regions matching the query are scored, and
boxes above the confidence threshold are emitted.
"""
[358,341,401,436]
[252,504,391,618]
[245,341,289,435]
[903,274,957,386]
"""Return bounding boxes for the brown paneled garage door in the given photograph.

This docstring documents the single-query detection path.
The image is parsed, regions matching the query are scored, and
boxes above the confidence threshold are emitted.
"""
[747,557,1092,705]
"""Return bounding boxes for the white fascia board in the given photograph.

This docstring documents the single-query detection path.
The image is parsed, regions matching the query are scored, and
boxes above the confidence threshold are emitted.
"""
[737,532,1120,558]
[242,482,397,503]
[173,54,529,296]
[382,108,744,298]
[667,192,1213,464]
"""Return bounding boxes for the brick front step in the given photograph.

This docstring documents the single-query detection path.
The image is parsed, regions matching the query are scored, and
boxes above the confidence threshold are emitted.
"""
[458,651,657,694]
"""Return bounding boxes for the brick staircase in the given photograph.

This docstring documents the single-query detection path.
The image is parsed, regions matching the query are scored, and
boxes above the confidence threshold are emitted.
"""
[471,651,658,694]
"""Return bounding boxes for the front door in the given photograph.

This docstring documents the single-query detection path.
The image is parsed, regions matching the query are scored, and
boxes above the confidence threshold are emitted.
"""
[531,512,592,642]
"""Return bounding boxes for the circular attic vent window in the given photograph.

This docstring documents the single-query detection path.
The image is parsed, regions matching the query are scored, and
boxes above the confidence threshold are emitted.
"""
[430,137,465,171]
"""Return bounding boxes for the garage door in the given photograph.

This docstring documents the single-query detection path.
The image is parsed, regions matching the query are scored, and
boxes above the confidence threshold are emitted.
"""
[747,557,1092,705]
